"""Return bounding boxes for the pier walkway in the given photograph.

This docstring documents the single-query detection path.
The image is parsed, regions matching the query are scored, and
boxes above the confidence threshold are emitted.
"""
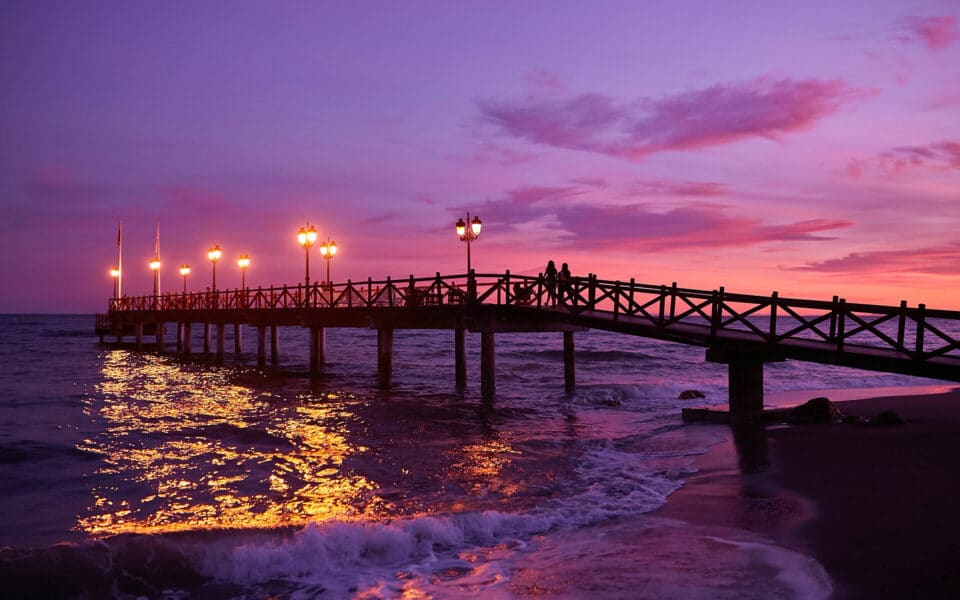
[96,271,960,412]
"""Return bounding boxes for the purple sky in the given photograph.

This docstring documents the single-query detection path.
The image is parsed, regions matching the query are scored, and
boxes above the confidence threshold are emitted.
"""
[1,1,958,312]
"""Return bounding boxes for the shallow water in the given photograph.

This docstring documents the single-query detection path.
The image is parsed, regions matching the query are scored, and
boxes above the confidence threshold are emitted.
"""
[0,314,952,598]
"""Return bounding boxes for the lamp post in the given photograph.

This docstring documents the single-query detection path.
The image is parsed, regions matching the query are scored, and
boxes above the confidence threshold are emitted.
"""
[179,264,190,294]
[207,244,222,290]
[110,267,120,299]
[237,254,250,289]
[455,212,482,272]
[149,258,161,308]
[296,223,318,286]
[319,239,337,287]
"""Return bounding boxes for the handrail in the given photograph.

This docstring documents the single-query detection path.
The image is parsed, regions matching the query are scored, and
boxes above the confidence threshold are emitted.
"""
[105,270,960,365]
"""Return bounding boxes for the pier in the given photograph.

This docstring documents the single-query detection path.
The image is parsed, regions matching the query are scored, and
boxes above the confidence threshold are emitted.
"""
[96,271,960,412]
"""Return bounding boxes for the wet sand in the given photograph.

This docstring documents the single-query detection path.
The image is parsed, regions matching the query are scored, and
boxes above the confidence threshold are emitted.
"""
[657,388,960,599]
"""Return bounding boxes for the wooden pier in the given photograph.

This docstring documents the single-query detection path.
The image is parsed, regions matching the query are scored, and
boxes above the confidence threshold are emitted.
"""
[96,271,960,411]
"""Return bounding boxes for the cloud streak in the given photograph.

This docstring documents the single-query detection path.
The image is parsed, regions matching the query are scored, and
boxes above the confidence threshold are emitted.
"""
[479,77,866,160]
[473,188,852,251]
[790,243,960,275]
[895,15,959,50]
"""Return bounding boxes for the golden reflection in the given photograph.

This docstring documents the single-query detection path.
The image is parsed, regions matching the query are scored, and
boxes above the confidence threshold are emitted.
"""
[449,438,521,497]
[78,351,386,537]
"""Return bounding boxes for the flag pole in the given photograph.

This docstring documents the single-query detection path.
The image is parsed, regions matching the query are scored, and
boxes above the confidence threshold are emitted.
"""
[117,219,123,299]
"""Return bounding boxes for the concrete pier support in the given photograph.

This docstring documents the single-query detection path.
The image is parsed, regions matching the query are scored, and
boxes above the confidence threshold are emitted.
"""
[155,322,165,352]
[563,331,575,393]
[183,323,192,355]
[455,328,467,389]
[203,323,211,353]
[257,325,266,366]
[270,325,280,364]
[135,322,143,351]
[216,324,225,360]
[309,326,325,375]
[378,328,394,389]
[706,347,779,413]
[481,332,495,400]
[234,324,242,354]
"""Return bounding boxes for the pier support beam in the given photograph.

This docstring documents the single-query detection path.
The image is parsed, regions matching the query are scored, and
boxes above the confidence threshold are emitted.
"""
[309,326,325,375]
[481,332,495,400]
[234,324,243,354]
[203,323,211,353]
[216,324,225,360]
[378,328,394,389]
[270,325,280,364]
[183,323,192,355]
[257,325,266,366]
[563,331,575,393]
[135,322,143,351]
[455,328,467,389]
[155,322,165,352]
[706,347,783,413]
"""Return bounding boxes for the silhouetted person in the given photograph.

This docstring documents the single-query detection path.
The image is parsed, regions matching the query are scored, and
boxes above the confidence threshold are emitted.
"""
[558,262,571,305]
[544,260,558,306]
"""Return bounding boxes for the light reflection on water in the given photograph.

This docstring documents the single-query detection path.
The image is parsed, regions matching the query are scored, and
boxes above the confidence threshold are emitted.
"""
[77,350,388,537]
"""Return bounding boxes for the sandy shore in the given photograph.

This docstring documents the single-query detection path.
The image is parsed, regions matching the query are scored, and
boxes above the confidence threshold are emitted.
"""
[657,388,960,599]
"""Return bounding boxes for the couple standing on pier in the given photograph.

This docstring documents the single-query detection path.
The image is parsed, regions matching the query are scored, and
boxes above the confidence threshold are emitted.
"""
[545,260,573,306]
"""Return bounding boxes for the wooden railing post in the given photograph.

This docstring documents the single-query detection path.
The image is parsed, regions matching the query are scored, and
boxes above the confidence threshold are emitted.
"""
[613,280,621,320]
[387,276,394,307]
[367,277,373,307]
[658,285,667,324]
[916,303,926,358]
[897,300,907,350]
[829,295,839,341]
[836,298,846,351]
[670,282,678,321]
[537,274,544,308]
[347,279,354,308]
[504,270,511,305]
[467,269,477,303]
[628,278,636,316]
[587,274,597,309]
[769,291,778,342]
[710,289,720,336]
[436,272,443,305]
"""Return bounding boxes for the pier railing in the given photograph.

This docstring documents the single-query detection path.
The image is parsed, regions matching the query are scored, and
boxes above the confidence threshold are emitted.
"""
[103,271,960,364]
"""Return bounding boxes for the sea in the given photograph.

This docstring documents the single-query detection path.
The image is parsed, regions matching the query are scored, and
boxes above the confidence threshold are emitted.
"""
[0,313,956,599]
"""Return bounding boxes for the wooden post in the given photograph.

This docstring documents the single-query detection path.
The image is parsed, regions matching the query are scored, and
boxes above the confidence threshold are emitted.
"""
[455,328,467,389]
[257,325,266,366]
[183,322,192,355]
[155,322,164,352]
[563,331,575,393]
[234,323,242,353]
[203,323,211,353]
[135,322,143,351]
[270,325,280,364]
[481,331,495,400]
[378,328,394,389]
[309,326,325,375]
[216,323,225,360]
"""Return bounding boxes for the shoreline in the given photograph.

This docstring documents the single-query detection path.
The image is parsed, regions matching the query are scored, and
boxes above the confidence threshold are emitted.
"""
[656,386,960,599]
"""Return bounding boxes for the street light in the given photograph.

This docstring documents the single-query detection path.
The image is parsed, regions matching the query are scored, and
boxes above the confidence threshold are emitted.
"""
[207,244,222,290]
[179,264,190,293]
[296,223,318,285]
[149,257,161,300]
[110,267,120,299]
[237,253,250,289]
[319,238,337,286]
[455,212,482,272]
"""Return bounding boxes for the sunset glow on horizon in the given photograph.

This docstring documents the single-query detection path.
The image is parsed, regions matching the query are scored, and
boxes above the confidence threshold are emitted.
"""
[1,1,958,312]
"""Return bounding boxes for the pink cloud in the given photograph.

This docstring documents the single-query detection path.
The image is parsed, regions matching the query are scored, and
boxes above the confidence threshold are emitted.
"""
[479,77,867,160]
[523,68,565,91]
[896,15,959,50]
[471,189,852,251]
[879,141,960,172]
[629,179,730,197]
[790,243,960,275]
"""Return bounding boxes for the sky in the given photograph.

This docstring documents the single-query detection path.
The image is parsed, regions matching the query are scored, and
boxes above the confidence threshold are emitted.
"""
[1,1,958,313]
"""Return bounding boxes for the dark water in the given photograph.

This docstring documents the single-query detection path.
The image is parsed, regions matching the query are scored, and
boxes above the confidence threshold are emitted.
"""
[0,314,952,598]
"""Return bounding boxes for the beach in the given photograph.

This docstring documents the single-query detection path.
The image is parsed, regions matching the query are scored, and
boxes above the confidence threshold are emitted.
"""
[657,388,960,599]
